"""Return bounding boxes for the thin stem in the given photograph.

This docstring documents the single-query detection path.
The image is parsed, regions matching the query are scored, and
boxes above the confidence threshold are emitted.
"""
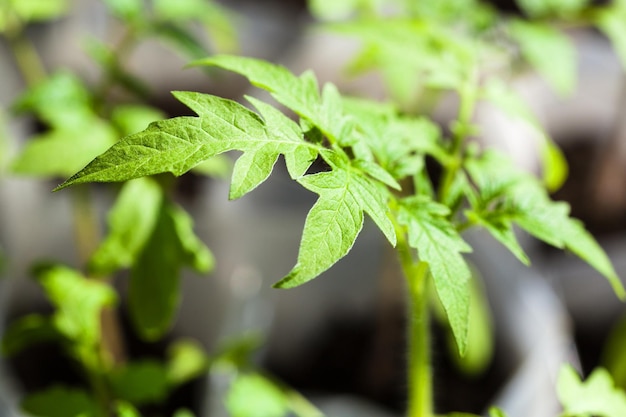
[392,211,433,417]
[4,19,46,87]
[71,186,101,266]
[438,71,479,205]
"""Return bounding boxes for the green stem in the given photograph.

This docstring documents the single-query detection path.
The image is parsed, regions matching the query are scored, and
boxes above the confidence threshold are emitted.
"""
[71,186,101,266]
[393,214,433,417]
[438,71,479,205]
[4,20,46,87]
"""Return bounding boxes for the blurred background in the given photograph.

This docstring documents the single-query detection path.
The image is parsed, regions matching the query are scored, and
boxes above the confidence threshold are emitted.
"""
[1,1,625,417]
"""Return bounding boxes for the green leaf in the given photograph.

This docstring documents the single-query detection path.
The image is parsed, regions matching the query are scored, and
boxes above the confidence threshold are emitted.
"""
[193,56,353,144]
[9,0,69,23]
[13,71,92,128]
[464,210,530,265]
[480,80,568,191]
[129,201,213,341]
[467,151,625,300]
[595,3,626,69]
[1,314,61,356]
[167,339,210,386]
[173,410,196,417]
[110,360,169,405]
[398,196,472,354]
[602,313,626,391]
[308,0,384,20]
[508,19,576,95]
[225,373,290,417]
[111,105,164,137]
[21,386,102,417]
[515,0,589,17]
[558,365,626,417]
[55,92,317,197]
[34,264,116,345]
[102,0,143,22]
[191,155,231,178]
[115,402,142,417]
[488,407,509,417]
[89,178,163,276]
[11,119,117,177]
[275,161,396,289]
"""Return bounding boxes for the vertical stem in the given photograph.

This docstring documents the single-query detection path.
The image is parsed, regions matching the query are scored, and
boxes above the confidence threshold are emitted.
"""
[405,261,432,417]
[395,221,433,417]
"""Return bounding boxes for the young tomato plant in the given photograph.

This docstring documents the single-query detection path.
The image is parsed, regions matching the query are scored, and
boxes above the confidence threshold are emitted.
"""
[56,51,625,416]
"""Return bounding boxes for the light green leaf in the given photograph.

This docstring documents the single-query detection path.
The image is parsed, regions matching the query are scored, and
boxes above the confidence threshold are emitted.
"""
[102,0,143,22]
[89,177,163,276]
[11,119,117,177]
[515,0,589,17]
[111,105,165,137]
[509,19,576,95]
[21,386,102,417]
[467,151,625,300]
[34,264,116,345]
[226,373,290,417]
[308,0,384,20]
[595,3,626,69]
[56,92,317,199]
[167,339,210,386]
[194,56,352,142]
[488,407,509,417]
[558,365,626,417]
[110,360,169,405]
[1,314,61,356]
[275,163,396,289]
[480,80,568,191]
[129,201,213,341]
[115,401,142,417]
[602,313,626,391]
[9,0,69,23]
[465,210,530,265]
[398,196,472,354]
[191,155,231,178]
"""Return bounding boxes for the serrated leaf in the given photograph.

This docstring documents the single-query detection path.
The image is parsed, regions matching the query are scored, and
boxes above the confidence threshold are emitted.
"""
[398,196,472,354]
[129,201,213,341]
[56,92,317,198]
[1,314,61,356]
[465,210,530,265]
[595,3,626,69]
[226,373,290,417]
[558,365,626,417]
[193,55,320,123]
[467,151,625,299]
[196,56,354,144]
[11,119,117,177]
[89,178,163,276]
[509,19,576,95]
[275,164,396,288]
[21,386,102,417]
[167,339,210,386]
[34,264,116,345]
[110,360,169,405]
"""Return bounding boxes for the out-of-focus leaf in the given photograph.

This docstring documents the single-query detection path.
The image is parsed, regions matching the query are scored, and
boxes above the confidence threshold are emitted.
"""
[226,373,290,417]
[129,202,213,341]
[89,178,163,276]
[602,313,626,391]
[34,264,116,346]
[595,2,626,69]
[102,0,143,22]
[111,105,165,137]
[1,314,61,356]
[516,0,589,18]
[21,386,102,417]
[110,360,169,405]
[509,19,576,95]
[9,0,69,24]
[167,339,210,386]
[558,364,626,417]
